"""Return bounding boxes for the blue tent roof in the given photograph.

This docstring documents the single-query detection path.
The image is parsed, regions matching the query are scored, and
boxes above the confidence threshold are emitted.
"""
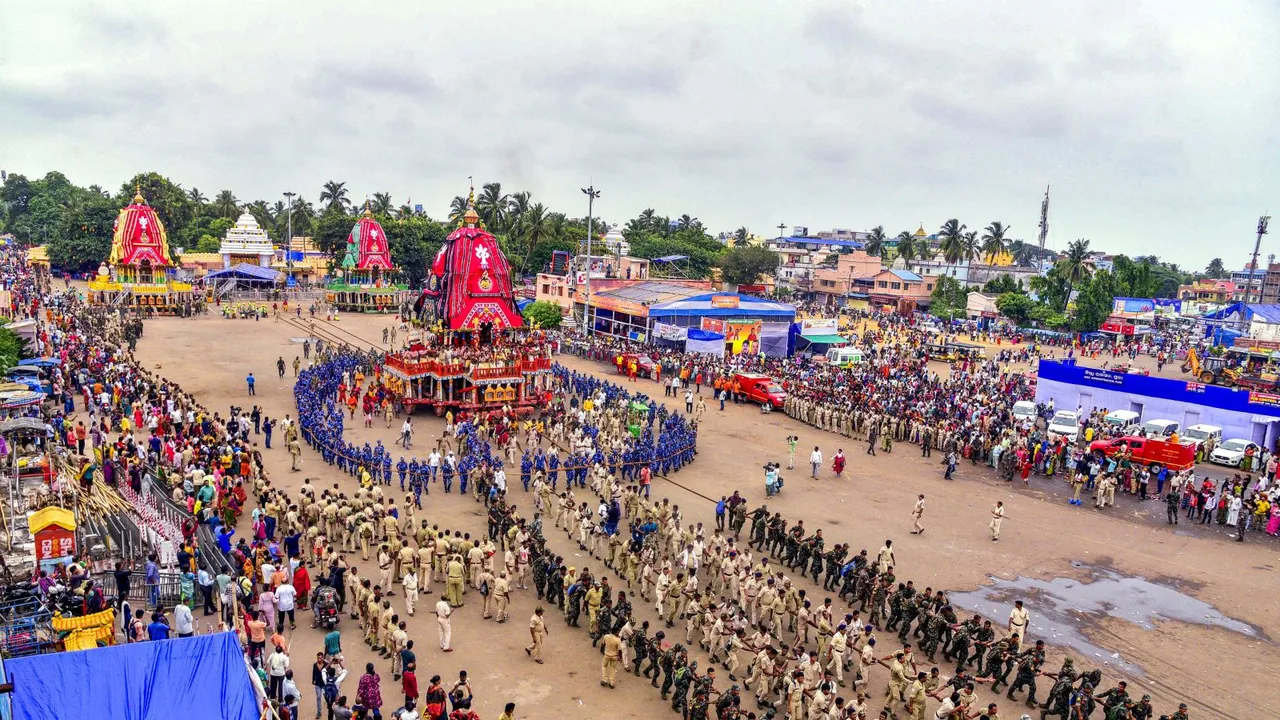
[204,263,281,282]
[4,632,260,720]
[687,328,724,341]
[1202,302,1280,324]
[648,293,796,319]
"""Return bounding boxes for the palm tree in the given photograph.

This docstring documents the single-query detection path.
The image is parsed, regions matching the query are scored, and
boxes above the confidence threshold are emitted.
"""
[1059,238,1093,287]
[980,221,1010,264]
[397,205,413,219]
[448,196,468,225]
[213,190,239,218]
[962,230,980,263]
[894,231,919,264]
[677,214,698,231]
[517,203,553,274]
[478,183,507,229]
[1009,239,1036,266]
[246,200,273,233]
[319,181,349,214]
[187,188,207,209]
[733,226,750,247]
[371,192,393,215]
[506,191,531,231]
[287,198,315,237]
[638,208,658,232]
[864,225,887,257]
[937,218,968,267]
[547,212,569,241]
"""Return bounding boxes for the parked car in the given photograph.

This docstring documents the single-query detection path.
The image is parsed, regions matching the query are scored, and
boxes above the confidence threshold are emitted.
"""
[1140,419,1180,439]
[1181,424,1223,451]
[1011,400,1038,424]
[1102,410,1141,436]
[1047,411,1081,442]
[1209,438,1259,467]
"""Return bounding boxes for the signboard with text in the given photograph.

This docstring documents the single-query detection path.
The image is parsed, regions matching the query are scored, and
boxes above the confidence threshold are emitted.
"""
[711,295,740,309]
[799,318,838,336]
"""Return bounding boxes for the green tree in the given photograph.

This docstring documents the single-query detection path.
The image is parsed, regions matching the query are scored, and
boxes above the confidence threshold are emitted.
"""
[515,202,553,275]
[11,194,63,246]
[864,225,887,257]
[1205,257,1226,278]
[894,231,919,264]
[1072,269,1120,331]
[0,324,30,371]
[937,218,968,267]
[118,172,195,236]
[983,274,1021,295]
[448,196,468,225]
[980,221,1009,263]
[387,216,447,287]
[720,246,779,287]
[732,226,750,247]
[313,211,356,260]
[187,187,207,210]
[49,194,116,270]
[1030,263,1072,311]
[478,183,507,229]
[214,189,239,218]
[246,200,274,239]
[522,300,563,328]
[995,292,1036,325]
[319,181,350,214]
[1059,238,1093,287]
[1008,239,1037,266]
[930,274,969,318]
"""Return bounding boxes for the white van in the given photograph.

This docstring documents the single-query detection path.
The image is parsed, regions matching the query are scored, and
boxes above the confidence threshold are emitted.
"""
[1182,424,1222,450]
[1011,401,1037,423]
[1141,419,1180,438]
[1102,410,1141,435]
[825,346,864,368]
[1048,410,1081,441]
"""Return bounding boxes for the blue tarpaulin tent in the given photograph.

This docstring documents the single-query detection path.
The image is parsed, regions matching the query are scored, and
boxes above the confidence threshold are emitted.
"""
[4,632,260,720]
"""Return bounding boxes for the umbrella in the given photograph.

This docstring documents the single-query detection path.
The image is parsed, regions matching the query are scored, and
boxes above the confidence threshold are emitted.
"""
[0,391,45,409]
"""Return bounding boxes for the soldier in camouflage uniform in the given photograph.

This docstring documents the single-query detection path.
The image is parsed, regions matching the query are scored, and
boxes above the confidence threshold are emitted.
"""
[659,643,684,699]
[970,619,996,669]
[922,605,956,662]
[823,543,847,591]
[1039,657,1077,712]
[1006,640,1047,706]
[532,550,549,600]
[945,614,980,665]
[671,658,696,716]
[1170,702,1190,720]
[1094,681,1132,719]
[981,634,1019,691]
[643,630,665,684]
[868,578,890,628]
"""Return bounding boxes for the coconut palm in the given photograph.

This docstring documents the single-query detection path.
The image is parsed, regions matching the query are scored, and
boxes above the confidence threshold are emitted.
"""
[506,191,531,231]
[1059,238,1093,286]
[246,200,273,234]
[517,203,553,273]
[864,225,887,257]
[980,221,1010,264]
[1009,239,1036,266]
[894,231,919,264]
[371,192,393,215]
[732,226,750,247]
[213,189,239,218]
[319,181,349,214]
[938,218,968,267]
[448,195,468,225]
[638,208,659,231]
[187,187,207,209]
[478,183,507,228]
[677,214,699,231]
[962,230,980,263]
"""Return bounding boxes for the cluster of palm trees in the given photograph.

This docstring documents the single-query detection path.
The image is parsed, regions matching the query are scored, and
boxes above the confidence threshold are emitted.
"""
[622,209,704,237]
[447,182,579,272]
[861,220,1041,267]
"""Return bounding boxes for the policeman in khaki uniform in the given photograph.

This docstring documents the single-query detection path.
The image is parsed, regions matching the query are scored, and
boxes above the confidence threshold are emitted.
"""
[446,554,466,607]
[492,572,511,623]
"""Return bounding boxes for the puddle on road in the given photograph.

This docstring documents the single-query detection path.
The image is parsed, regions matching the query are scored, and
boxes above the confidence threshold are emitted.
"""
[949,562,1262,676]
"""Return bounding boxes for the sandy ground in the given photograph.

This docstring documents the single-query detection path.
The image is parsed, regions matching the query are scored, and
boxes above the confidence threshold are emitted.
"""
[132,313,1278,720]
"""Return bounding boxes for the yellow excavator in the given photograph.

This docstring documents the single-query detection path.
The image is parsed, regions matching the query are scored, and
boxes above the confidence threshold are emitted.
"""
[1182,347,1241,385]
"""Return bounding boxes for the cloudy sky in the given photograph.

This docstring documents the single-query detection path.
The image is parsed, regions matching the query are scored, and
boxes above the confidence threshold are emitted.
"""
[3,0,1276,269]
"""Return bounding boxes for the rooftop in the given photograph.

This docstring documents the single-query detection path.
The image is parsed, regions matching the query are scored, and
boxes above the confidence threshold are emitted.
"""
[595,281,705,305]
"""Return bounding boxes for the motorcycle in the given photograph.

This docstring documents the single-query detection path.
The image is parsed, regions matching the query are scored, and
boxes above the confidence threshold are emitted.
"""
[311,585,340,630]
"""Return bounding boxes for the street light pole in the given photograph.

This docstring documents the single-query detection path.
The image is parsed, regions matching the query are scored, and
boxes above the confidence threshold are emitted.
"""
[283,191,296,288]
[581,185,600,335]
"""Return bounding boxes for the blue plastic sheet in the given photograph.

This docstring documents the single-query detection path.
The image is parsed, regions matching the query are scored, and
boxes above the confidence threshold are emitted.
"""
[5,632,260,720]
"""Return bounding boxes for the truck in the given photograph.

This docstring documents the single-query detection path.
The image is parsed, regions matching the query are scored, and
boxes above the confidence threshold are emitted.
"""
[1088,435,1196,471]
[734,372,787,410]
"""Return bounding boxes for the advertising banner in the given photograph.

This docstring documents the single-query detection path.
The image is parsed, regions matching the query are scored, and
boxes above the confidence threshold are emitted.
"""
[653,322,688,341]
[701,317,725,334]
[800,318,838,336]
[726,319,762,356]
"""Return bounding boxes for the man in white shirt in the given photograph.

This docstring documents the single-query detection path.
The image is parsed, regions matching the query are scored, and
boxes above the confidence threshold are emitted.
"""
[174,603,195,637]
[1008,599,1029,650]
[400,419,413,449]
[989,501,1005,541]
[427,451,441,482]
[267,646,290,701]
[810,447,823,479]
[493,466,507,494]
[435,598,453,651]
[275,582,298,630]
